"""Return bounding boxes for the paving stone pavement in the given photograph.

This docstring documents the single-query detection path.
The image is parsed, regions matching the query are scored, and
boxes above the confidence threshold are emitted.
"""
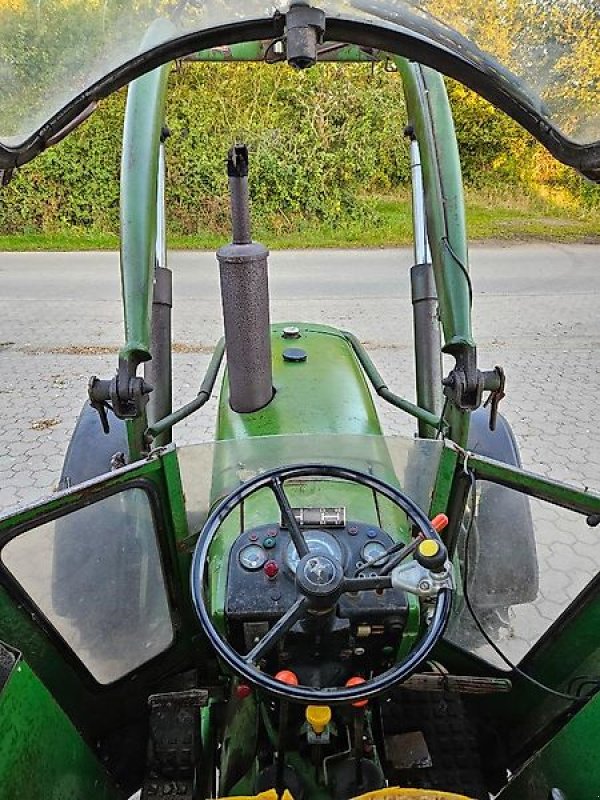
[0,244,599,665]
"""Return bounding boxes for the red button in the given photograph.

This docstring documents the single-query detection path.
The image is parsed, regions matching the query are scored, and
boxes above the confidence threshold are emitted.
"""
[431,513,449,533]
[236,683,252,699]
[346,676,368,708]
[275,670,299,686]
[264,560,279,579]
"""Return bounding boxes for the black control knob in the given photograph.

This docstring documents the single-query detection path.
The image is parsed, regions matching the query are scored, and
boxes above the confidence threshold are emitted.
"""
[414,539,448,573]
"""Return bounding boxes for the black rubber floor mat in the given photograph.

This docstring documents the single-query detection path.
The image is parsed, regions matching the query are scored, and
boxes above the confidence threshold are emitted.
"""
[380,690,487,799]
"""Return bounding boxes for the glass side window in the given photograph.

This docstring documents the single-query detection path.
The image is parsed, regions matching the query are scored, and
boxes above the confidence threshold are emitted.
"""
[1,487,173,684]
[447,483,597,669]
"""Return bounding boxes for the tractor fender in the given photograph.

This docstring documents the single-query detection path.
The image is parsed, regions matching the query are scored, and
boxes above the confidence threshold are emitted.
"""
[58,401,128,490]
[466,407,538,608]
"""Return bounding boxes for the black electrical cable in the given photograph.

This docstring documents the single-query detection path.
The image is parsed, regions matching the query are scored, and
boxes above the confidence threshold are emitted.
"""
[442,236,473,308]
[566,675,600,697]
[264,36,286,63]
[435,396,451,440]
[462,470,595,704]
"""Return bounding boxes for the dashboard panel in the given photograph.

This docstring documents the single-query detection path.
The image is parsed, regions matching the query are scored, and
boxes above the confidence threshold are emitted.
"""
[226,521,409,627]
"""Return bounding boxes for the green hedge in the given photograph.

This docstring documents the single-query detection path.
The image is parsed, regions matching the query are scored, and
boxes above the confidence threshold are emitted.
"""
[0,62,597,237]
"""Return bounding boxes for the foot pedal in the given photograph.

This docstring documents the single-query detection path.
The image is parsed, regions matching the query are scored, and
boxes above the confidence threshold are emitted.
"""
[142,688,208,799]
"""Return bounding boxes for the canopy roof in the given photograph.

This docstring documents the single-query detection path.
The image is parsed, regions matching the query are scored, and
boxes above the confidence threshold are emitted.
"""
[0,1,598,178]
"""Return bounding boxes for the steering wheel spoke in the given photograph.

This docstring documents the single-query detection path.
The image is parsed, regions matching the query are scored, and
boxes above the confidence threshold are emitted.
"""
[244,596,308,665]
[270,476,309,559]
[342,575,393,593]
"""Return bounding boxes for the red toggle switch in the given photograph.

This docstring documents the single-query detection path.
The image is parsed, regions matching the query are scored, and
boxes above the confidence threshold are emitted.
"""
[263,560,279,579]
[346,676,368,708]
[431,513,449,533]
[275,669,300,686]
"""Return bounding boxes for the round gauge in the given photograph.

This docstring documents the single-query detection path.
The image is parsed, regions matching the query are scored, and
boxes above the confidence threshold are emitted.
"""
[361,540,387,563]
[286,530,344,574]
[239,544,267,571]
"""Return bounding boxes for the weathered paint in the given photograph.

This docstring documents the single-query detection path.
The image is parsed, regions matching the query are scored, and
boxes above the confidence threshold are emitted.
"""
[216,323,383,442]
[396,60,472,522]
[0,451,194,753]
[448,441,600,517]
[120,22,174,459]
[395,59,473,359]
[498,688,600,800]
[219,691,260,794]
[342,331,441,430]
[119,21,174,368]
[210,322,420,655]
[0,652,121,800]
[192,41,378,62]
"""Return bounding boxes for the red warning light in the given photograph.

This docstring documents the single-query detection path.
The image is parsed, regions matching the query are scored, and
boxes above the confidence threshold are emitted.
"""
[263,560,279,579]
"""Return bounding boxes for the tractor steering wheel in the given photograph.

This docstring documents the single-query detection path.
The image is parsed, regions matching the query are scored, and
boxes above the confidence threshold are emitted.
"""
[190,463,452,705]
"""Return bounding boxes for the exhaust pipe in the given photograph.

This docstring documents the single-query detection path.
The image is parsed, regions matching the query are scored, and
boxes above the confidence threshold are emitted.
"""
[216,145,274,413]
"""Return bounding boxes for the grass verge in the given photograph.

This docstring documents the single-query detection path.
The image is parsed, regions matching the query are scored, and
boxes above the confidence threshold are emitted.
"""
[0,192,598,251]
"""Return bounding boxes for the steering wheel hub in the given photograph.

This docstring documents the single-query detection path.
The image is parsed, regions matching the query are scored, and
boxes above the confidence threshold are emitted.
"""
[296,553,344,601]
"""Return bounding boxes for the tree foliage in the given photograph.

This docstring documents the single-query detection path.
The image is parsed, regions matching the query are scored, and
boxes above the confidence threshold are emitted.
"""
[0,61,598,237]
[425,0,600,142]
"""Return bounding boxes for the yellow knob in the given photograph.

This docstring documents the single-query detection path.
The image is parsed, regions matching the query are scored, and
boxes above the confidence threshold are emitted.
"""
[306,705,332,735]
[419,539,440,558]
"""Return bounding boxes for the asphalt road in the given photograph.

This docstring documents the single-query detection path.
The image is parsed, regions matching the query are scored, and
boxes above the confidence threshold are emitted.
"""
[1,242,599,662]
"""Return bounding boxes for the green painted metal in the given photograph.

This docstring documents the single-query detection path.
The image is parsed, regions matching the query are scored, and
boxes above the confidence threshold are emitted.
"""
[395,59,471,455]
[219,691,260,794]
[119,21,174,369]
[119,22,175,460]
[445,436,600,743]
[155,446,202,648]
[447,441,600,516]
[193,41,378,62]
[498,689,600,799]
[216,323,383,442]
[5,23,599,796]
[256,703,331,800]
[429,443,464,519]
[342,331,441,430]
[147,337,226,441]
[395,59,472,522]
[210,322,421,661]
[0,451,194,751]
[0,652,120,800]
[195,40,267,61]
[498,579,600,753]
[0,457,162,532]
[127,414,150,464]
[395,58,473,361]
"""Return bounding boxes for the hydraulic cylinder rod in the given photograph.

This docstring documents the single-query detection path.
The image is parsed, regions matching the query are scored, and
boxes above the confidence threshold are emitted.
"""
[407,129,443,438]
[409,133,431,267]
[145,133,173,447]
